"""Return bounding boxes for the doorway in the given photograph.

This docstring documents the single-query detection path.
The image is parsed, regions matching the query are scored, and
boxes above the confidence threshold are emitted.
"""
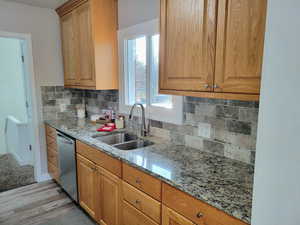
[0,34,36,192]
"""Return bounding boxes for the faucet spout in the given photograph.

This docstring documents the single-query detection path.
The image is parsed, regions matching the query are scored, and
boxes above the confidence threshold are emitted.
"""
[129,103,149,137]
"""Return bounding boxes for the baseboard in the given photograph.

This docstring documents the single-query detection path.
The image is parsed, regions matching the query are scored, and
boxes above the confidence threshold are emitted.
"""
[36,173,51,182]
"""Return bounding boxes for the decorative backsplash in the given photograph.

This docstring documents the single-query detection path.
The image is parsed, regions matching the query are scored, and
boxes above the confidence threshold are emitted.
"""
[41,86,258,165]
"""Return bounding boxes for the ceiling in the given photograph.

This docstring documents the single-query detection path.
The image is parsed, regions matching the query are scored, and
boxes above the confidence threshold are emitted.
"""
[4,0,69,9]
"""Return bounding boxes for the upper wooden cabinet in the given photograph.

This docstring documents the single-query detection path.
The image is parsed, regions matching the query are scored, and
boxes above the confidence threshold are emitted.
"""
[57,0,118,90]
[159,0,267,101]
[159,0,217,93]
[61,13,77,86]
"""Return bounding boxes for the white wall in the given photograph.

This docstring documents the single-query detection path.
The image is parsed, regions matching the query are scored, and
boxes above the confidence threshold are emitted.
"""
[0,37,27,154]
[252,0,300,225]
[0,0,64,178]
[118,0,159,29]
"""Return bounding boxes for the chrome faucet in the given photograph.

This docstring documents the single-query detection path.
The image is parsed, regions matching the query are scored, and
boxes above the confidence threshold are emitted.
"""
[129,103,149,137]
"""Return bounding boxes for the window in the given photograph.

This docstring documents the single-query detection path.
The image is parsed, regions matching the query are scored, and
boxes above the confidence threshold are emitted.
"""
[118,19,183,124]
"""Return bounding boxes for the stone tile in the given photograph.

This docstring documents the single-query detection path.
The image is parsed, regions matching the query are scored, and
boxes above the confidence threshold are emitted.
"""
[203,140,224,156]
[150,127,171,141]
[239,108,259,122]
[71,98,83,105]
[223,132,257,150]
[228,100,257,108]
[42,99,56,106]
[226,120,251,135]
[216,105,239,119]
[224,144,251,164]
[197,122,212,139]
[150,120,163,128]
[163,123,194,135]
[195,103,216,117]
[170,131,185,145]
[250,151,256,165]
[55,86,65,92]
[185,135,204,150]
[184,113,206,126]
[183,102,195,113]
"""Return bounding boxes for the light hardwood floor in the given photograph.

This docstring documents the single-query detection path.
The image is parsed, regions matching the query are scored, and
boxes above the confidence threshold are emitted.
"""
[0,181,96,225]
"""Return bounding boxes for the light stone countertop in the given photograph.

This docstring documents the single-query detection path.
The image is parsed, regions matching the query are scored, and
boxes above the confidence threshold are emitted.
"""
[45,118,254,224]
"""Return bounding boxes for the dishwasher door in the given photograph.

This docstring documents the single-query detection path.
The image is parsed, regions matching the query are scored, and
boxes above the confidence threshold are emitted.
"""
[57,132,78,202]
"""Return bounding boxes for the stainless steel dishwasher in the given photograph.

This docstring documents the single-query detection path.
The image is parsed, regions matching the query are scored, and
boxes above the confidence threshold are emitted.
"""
[57,131,78,202]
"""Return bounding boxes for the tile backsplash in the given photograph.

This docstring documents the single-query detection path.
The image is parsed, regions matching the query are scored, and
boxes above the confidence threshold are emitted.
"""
[41,86,258,165]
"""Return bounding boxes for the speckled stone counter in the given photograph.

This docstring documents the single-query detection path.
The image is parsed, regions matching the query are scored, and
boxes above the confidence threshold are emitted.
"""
[45,118,254,224]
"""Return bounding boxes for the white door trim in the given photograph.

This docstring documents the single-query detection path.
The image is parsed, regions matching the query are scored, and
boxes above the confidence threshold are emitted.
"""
[0,30,44,182]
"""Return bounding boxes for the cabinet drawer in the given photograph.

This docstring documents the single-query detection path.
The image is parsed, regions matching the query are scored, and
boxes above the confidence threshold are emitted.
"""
[47,148,58,166]
[162,183,247,225]
[45,125,57,138]
[76,141,121,177]
[122,163,161,201]
[122,181,161,223]
[122,201,159,225]
[46,135,57,151]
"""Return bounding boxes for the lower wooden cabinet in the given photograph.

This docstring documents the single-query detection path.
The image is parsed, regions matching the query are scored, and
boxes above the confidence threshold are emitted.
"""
[162,205,199,225]
[96,165,122,225]
[76,153,122,225]
[45,125,59,182]
[122,200,159,225]
[77,154,97,218]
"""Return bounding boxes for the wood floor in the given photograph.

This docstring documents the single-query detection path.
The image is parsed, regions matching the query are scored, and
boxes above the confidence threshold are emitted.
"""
[0,181,95,225]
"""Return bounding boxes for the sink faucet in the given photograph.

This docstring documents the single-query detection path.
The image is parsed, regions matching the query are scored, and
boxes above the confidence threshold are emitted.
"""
[129,103,149,137]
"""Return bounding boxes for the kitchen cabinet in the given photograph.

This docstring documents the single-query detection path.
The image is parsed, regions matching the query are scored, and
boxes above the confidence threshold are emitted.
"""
[76,141,122,225]
[162,205,198,225]
[96,165,122,225]
[61,12,77,86]
[45,125,60,182]
[162,183,247,225]
[122,201,159,225]
[56,0,118,90]
[159,0,267,101]
[77,154,97,219]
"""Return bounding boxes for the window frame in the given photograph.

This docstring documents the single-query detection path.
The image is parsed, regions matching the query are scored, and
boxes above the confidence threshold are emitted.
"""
[118,19,183,125]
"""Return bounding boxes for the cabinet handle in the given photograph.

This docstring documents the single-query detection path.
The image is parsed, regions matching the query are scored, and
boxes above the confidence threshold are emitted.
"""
[204,84,210,89]
[135,199,140,204]
[196,212,204,218]
[213,84,219,89]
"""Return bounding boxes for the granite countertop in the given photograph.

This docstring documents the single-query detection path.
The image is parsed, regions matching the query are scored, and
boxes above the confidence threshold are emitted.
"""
[45,118,254,224]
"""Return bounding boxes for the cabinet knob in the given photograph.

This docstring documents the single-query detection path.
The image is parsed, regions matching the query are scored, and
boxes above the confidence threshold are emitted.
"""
[196,212,204,218]
[135,178,142,184]
[135,199,140,204]
[204,84,210,89]
[214,84,219,89]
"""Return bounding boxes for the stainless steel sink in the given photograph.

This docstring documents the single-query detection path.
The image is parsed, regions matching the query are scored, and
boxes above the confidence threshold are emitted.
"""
[92,132,154,150]
[92,132,138,145]
[113,139,154,150]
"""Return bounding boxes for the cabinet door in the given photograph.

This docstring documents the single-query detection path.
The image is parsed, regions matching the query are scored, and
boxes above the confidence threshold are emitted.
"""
[74,1,95,87]
[214,0,267,94]
[122,201,158,225]
[61,12,78,86]
[77,154,96,218]
[159,0,217,92]
[162,205,199,225]
[96,166,122,225]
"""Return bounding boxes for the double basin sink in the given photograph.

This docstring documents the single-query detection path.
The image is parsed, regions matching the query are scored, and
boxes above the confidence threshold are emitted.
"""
[92,132,154,151]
